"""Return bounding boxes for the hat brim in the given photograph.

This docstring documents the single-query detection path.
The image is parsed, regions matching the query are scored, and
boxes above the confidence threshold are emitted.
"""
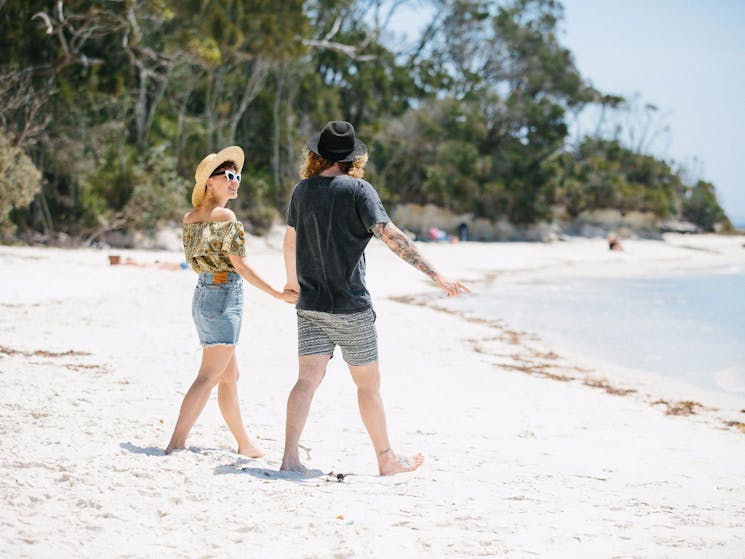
[306,134,368,163]
[216,146,245,173]
[191,146,245,207]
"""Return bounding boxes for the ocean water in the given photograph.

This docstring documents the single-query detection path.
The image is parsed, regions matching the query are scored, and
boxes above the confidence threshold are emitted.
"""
[443,269,745,396]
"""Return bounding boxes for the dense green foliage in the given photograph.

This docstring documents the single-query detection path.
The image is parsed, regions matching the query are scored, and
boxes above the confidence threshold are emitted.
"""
[682,180,731,232]
[549,137,685,218]
[0,0,731,242]
[0,127,42,234]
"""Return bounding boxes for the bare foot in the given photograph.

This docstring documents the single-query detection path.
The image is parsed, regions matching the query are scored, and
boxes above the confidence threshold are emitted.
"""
[164,443,185,455]
[280,458,308,473]
[237,442,265,458]
[379,451,424,476]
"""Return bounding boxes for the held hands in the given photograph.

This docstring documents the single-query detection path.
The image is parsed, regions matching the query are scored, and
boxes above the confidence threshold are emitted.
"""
[277,291,297,304]
[434,274,471,297]
[278,288,298,304]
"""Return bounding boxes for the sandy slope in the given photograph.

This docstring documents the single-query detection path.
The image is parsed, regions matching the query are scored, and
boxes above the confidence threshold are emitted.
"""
[0,233,743,558]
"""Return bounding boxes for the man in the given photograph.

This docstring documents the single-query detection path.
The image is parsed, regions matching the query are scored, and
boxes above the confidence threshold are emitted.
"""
[282,121,469,476]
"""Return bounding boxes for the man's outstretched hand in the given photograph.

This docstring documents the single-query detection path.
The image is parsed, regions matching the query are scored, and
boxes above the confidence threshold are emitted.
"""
[434,275,471,297]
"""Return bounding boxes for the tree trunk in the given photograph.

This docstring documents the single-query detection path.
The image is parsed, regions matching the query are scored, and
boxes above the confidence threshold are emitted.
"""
[272,72,283,188]
[227,58,271,145]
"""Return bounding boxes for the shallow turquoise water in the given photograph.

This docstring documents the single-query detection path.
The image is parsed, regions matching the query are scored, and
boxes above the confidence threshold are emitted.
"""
[445,269,745,395]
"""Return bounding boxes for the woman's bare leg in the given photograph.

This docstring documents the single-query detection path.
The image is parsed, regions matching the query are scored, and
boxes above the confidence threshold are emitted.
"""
[217,354,264,457]
[165,345,235,454]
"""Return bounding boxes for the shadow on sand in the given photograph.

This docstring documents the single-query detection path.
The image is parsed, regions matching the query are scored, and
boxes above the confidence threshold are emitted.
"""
[121,444,239,457]
[214,461,325,482]
[119,442,164,456]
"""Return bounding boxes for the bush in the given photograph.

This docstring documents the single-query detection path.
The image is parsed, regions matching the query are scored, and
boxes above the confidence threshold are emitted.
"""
[0,129,42,236]
[234,172,280,234]
[682,181,732,232]
[81,142,187,242]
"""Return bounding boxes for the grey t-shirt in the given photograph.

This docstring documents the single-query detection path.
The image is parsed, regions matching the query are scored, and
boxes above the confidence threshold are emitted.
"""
[286,175,390,313]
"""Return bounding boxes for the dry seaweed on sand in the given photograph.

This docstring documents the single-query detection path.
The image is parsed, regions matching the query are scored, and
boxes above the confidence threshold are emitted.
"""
[651,399,703,416]
[584,377,637,396]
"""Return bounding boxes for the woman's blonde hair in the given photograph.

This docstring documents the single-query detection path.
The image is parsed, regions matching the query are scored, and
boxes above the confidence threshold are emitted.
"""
[300,150,368,179]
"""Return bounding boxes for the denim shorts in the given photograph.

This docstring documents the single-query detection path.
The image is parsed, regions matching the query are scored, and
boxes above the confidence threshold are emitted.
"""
[192,272,243,346]
[297,308,378,365]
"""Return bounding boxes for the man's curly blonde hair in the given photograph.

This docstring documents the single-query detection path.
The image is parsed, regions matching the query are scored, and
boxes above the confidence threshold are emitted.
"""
[300,150,368,179]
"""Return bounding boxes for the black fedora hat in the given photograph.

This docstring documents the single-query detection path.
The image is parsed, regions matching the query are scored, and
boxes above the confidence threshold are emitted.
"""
[307,120,368,162]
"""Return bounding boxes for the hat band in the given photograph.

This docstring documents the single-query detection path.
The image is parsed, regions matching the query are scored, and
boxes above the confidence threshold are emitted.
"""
[320,141,354,154]
[323,143,353,153]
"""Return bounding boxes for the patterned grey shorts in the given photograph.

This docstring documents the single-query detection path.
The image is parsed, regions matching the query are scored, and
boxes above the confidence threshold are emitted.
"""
[296,308,378,366]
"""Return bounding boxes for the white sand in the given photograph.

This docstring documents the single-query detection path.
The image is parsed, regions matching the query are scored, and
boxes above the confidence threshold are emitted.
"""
[1,233,744,558]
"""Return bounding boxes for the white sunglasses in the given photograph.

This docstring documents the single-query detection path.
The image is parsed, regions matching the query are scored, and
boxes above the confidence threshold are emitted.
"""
[210,169,241,183]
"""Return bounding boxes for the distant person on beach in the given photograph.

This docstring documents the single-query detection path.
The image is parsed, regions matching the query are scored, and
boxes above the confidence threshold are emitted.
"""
[109,255,188,270]
[280,121,469,475]
[608,234,624,252]
[165,146,296,456]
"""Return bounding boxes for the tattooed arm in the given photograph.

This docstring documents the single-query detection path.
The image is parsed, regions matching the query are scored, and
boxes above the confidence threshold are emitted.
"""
[371,222,470,297]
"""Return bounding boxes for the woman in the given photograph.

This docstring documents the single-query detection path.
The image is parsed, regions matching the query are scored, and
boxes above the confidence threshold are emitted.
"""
[165,146,296,456]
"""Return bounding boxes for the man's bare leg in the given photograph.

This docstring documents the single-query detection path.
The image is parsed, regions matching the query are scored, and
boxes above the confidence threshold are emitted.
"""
[280,354,330,472]
[165,345,235,454]
[217,355,265,458]
[349,361,424,475]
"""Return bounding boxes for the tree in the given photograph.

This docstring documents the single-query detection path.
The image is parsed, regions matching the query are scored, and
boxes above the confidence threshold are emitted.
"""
[682,180,731,232]
[370,0,597,223]
[0,0,733,241]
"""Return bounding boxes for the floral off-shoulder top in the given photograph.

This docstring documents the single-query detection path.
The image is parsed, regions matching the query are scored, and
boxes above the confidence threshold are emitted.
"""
[183,220,246,273]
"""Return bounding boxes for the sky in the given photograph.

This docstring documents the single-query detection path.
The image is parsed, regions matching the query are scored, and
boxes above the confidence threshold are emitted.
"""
[560,0,745,225]
[386,1,745,225]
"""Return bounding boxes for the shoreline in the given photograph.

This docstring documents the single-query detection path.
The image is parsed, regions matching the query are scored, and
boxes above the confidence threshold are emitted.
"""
[377,233,745,432]
[391,290,745,434]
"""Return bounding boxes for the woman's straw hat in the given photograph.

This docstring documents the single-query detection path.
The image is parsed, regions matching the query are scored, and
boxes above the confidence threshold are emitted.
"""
[191,146,245,207]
